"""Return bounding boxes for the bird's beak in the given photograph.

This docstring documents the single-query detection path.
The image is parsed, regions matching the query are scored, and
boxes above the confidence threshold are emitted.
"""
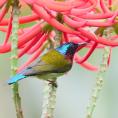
[77,42,88,51]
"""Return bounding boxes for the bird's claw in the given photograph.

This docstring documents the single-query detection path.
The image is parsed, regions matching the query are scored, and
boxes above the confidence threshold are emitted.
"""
[47,80,57,88]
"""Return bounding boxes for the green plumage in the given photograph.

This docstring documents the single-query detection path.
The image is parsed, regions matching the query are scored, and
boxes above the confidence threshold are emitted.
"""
[25,49,72,80]
[8,42,87,84]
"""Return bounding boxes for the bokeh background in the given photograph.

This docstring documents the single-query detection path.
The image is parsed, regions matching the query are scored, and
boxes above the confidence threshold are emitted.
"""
[0,28,118,118]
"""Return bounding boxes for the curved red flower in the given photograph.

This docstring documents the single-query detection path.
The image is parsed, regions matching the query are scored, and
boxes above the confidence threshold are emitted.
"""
[0,0,118,71]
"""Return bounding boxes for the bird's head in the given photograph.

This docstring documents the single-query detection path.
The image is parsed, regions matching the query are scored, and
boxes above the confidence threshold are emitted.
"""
[56,42,87,59]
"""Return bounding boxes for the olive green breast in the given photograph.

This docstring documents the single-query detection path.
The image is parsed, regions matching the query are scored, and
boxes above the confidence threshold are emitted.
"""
[25,49,73,80]
[41,49,72,70]
[32,49,72,74]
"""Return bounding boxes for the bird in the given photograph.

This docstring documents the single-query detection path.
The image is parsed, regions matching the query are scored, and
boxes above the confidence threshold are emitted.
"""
[8,42,87,85]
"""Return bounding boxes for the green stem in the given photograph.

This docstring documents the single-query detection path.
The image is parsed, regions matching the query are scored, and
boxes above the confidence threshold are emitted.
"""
[11,1,24,118]
[41,81,57,118]
[41,14,61,118]
[54,29,62,46]
[86,28,112,118]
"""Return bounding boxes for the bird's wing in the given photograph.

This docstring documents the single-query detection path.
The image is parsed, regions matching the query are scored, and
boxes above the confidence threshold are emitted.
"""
[23,49,72,76]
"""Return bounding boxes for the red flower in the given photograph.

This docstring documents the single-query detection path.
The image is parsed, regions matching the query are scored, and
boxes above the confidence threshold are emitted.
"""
[0,0,118,71]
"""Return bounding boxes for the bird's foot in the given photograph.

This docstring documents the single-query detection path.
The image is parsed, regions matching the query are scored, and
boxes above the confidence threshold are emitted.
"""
[47,80,57,88]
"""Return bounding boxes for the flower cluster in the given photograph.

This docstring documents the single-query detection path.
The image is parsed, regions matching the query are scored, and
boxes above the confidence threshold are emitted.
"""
[0,0,118,71]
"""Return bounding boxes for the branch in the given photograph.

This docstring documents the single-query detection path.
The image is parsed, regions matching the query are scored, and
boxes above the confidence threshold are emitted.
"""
[10,0,24,118]
[41,81,57,118]
[86,27,112,118]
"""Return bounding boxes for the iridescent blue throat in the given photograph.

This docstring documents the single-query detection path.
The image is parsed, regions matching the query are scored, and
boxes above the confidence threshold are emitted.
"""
[55,43,78,57]
[56,44,71,55]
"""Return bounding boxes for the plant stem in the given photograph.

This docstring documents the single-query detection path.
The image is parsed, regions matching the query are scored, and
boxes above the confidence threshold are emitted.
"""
[86,28,112,118]
[41,18,60,118]
[11,0,24,118]
[41,80,57,118]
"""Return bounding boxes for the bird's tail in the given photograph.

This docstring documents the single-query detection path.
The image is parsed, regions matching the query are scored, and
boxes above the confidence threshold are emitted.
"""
[8,74,27,85]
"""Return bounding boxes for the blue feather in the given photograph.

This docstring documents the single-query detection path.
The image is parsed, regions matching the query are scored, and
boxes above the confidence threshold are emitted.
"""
[8,74,27,85]
[7,42,84,85]
[56,43,72,55]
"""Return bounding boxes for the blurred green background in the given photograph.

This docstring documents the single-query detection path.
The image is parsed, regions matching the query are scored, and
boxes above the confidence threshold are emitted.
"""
[0,30,118,118]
